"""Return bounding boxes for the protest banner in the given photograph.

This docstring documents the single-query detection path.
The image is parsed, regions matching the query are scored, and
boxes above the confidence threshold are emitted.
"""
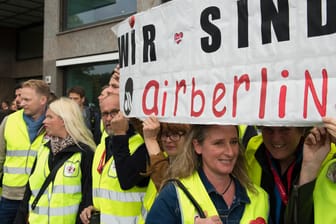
[112,0,336,126]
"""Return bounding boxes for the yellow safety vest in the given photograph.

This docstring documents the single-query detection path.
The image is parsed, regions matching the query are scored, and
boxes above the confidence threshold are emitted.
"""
[28,145,82,224]
[176,171,269,224]
[245,135,336,185]
[314,155,336,223]
[92,133,147,224]
[3,109,45,188]
[138,179,157,224]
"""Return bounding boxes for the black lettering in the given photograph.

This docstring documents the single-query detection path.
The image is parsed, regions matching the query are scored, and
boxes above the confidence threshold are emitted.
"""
[118,33,129,68]
[237,0,249,48]
[308,0,336,37]
[200,6,221,53]
[131,30,135,65]
[143,25,157,63]
[261,0,290,44]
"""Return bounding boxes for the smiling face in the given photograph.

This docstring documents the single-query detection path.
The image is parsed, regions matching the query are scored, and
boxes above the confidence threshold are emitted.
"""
[261,127,304,162]
[193,125,239,178]
[43,109,67,138]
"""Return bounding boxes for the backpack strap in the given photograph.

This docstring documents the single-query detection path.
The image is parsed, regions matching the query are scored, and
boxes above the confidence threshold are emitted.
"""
[167,178,206,218]
[31,153,74,210]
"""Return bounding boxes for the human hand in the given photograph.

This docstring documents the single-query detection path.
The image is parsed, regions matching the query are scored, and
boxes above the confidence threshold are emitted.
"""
[194,215,223,224]
[111,111,129,135]
[322,117,336,143]
[107,64,120,95]
[299,127,331,185]
[143,116,160,141]
[80,205,95,224]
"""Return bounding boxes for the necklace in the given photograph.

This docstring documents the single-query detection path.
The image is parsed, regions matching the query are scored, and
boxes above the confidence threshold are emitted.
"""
[221,177,233,195]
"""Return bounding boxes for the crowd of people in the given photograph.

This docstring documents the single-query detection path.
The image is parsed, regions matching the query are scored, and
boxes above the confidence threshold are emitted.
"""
[0,63,335,224]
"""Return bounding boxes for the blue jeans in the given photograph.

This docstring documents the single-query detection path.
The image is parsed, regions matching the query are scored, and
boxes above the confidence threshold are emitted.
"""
[0,197,21,224]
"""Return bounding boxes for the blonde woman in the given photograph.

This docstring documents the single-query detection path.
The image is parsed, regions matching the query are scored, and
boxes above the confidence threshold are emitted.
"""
[146,125,269,224]
[15,97,95,224]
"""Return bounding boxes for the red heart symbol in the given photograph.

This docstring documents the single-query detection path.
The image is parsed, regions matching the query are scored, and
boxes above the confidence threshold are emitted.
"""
[249,217,266,224]
[174,32,183,44]
[129,16,135,28]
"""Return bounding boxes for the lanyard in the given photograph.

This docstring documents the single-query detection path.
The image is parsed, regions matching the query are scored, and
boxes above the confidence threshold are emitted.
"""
[97,149,106,174]
[266,151,295,205]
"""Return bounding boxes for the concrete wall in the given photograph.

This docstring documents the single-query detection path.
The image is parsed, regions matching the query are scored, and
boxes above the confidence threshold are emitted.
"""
[0,27,43,101]
[43,0,162,96]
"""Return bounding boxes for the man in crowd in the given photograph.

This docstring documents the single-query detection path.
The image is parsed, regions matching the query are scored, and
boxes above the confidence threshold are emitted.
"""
[0,79,50,224]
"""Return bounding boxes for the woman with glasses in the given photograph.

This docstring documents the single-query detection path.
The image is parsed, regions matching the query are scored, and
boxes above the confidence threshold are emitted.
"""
[137,116,190,223]
[146,124,269,224]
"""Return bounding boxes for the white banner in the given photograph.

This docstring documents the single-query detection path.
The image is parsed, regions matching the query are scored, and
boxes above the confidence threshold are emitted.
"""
[112,0,336,126]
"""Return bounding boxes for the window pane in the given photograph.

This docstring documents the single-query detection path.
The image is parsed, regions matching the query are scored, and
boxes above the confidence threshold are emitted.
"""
[63,62,116,107]
[64,0,136,30]
[17,25,43,60]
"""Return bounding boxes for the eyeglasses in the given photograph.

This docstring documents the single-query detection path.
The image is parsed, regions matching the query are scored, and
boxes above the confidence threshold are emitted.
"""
[101,109,119,118]
[160,132,185,142]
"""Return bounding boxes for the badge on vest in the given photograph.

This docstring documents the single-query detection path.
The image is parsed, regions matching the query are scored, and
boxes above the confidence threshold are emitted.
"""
[326,162,336,183]
[64,161,79,177]
[108,160,117,178]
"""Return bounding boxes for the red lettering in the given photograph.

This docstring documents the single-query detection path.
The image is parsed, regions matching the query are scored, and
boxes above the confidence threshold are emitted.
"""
[191,77,205,117]
[259,68,267,119]
[303,69,328,118]
[161,80,168,116]
[279,70,289,118]
[174,80,187,116]
[142,80,159,115]
[212,83,226,117]
[232,74,250,117]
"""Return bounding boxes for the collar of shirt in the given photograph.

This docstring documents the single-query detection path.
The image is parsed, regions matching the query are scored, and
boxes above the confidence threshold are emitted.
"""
[197,168,250,205]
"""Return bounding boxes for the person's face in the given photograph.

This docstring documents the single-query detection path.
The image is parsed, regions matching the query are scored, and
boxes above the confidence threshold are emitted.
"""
[68,92,85,107]
[100,95,120,135]
[10,100,17,111]
[261,127,303,161]
[15,88,22,109]
[160,129,186,157]
[193,125,239,178]
[20,87,47,120]
[1,102,8,110]
[43,109,67,138]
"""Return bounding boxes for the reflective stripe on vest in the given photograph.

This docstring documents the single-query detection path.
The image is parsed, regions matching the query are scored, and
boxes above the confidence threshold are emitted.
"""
[92,133,147,224]
[245,135,263,185]
[176,171,269,224]
[138,179,157,224]
[3,109,45,187]
[313,144,336,224]
[28,146,82,224]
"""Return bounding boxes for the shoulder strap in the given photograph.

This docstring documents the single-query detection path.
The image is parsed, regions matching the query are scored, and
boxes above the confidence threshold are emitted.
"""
[167,178,206,218]
[31,153,74,210]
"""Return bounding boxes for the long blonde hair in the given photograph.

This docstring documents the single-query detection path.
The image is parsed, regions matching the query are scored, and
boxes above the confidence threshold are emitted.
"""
[166,124,256,193]
[48,97,96,151]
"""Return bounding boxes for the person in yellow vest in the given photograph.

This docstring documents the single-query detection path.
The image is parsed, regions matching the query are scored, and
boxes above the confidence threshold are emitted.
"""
[138,117,190,223]
[245,125,336,224]
[286,117,336,224]
[14,97,96,224]
[146,124,269,224]
[0,79,50,224]
[80,93,149,224]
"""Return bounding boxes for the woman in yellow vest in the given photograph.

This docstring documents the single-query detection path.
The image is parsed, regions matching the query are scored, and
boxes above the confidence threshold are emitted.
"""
[146,124,269,224]
[286,117,336,224]
[14,97,96,224]
[138,116,190,223]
